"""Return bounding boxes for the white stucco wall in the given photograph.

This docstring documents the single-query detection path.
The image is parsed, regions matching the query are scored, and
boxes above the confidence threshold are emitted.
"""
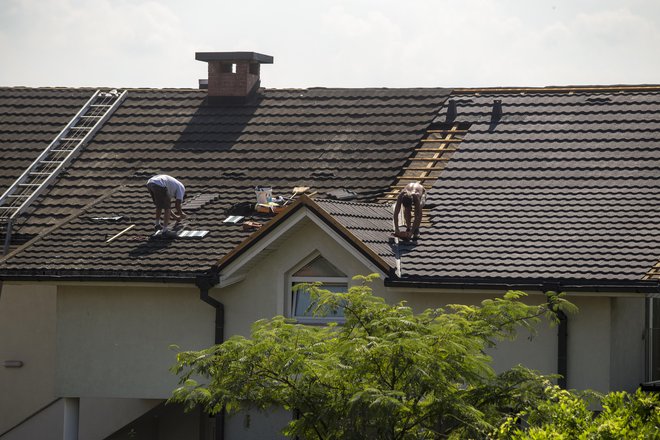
[610,296,646,392]
[0,283,57,435]
[56,284,215,399]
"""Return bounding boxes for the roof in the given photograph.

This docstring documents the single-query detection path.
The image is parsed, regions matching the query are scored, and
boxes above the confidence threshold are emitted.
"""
[399,87,660,284]
[1,83,659,289]
[0,86,448,278]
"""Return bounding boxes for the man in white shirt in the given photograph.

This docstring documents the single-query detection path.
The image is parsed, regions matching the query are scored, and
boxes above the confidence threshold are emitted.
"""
[146,175,187,234]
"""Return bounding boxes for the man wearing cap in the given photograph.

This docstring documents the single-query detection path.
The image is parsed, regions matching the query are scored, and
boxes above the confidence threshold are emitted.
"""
[146,174,187,235]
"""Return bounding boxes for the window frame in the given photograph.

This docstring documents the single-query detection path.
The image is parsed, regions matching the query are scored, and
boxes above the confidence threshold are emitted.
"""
[288,256,348,325]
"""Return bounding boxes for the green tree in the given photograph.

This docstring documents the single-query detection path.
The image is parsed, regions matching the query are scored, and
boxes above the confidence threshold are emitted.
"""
[171,274,575,439]
[497,386,660,439]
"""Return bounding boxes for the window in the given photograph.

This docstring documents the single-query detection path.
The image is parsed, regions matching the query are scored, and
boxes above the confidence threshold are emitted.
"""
[290,255,348,323]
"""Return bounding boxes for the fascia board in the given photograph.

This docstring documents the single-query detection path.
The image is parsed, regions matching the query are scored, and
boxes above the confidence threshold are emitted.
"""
[220,208,309,280]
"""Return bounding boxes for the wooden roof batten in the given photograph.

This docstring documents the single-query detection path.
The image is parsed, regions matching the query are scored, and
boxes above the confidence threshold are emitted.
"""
[376,121,469,227]
[378,122,467,198]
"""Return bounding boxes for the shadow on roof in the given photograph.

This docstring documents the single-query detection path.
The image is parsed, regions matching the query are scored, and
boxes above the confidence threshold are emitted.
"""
[171,95,262,151]
[128,236,175,258]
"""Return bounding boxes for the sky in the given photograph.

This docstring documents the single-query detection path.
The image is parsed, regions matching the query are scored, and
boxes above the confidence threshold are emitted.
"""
[1,0,659,90]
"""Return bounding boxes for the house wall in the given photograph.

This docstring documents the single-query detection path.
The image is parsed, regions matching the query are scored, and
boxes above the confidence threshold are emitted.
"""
[56,284,215,399]
[610,296,646,392]
[0,283,57,435]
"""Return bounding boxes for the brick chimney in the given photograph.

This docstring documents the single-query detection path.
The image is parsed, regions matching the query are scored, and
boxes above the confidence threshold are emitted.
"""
[195,51,273,104]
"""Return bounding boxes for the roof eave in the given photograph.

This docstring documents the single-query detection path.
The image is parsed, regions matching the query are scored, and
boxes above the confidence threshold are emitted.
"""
[384,275,660,295]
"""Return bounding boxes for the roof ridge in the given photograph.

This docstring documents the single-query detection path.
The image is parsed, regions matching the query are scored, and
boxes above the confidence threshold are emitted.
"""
[451,85,660,94]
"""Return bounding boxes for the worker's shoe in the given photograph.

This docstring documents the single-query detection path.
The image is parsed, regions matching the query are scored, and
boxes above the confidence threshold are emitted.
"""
[161,229,178,239]
[154,223,163,232]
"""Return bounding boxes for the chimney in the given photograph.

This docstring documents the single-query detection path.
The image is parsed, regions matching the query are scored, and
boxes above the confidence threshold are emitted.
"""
[195,51,273,104]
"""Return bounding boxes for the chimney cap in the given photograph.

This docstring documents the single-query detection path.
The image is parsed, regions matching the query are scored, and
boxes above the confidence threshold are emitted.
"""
[195,51,273,64]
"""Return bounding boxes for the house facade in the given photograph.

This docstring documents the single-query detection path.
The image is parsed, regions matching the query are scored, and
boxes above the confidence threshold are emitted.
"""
[1,52,659,439]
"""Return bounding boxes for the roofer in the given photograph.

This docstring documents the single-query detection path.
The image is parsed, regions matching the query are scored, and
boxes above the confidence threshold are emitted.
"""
[146,174,187,234]
[393,182,426,241]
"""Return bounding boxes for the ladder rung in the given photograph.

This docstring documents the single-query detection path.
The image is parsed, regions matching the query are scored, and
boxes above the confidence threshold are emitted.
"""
[90,104,112,107]
[29,172,51,175]
[71,126,93,130]
[19,183,41,186]
[80,115,101,118]
[40,161,63,164]
[60,137,83,142]
[8,194,30,198]
[51,149,74,153]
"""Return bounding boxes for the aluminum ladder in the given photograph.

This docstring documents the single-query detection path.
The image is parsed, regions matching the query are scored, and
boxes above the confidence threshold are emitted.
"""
[0,89,127,253]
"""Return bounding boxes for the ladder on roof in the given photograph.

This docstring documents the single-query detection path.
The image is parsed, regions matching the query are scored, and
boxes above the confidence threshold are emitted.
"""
[0,89,127,225]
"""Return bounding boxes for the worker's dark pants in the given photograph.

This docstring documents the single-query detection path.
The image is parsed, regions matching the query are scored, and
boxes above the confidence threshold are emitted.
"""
[147,182,170,209]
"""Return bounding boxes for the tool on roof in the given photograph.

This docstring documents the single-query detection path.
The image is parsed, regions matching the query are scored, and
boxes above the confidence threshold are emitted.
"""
[243,221,262,231]
[1,89,127,254]
[282,186,310,205]
[106,224,136,243]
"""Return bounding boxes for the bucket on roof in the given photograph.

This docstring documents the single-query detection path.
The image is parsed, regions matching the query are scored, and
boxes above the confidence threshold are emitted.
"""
[255,186,272,205]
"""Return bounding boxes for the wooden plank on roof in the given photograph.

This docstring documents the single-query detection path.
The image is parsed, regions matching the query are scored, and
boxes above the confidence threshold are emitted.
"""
[414,148,458,152]
[427,129,468,133]
[408,157,451,161]
[421,138,463,143]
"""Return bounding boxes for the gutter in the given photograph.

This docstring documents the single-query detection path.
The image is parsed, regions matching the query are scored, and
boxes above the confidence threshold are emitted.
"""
[195,271,225,440]
[384,277,660,295]
[195,272,224,344]
[0,273,199,284]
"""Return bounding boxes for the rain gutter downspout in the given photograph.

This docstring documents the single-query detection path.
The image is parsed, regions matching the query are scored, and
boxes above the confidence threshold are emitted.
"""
[195,272,224,440]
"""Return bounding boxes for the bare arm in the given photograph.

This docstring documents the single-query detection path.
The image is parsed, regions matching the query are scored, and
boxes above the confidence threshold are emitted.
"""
[171,199,187,220]
[393,196,402,232]
[411,195,423,233]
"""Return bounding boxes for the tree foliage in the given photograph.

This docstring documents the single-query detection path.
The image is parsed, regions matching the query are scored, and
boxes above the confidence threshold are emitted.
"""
[171,274,575,439]
[497,386,660,439]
